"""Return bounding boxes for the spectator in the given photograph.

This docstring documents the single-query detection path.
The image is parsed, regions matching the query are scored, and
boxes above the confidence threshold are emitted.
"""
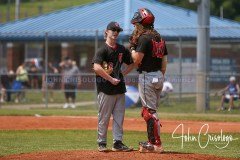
[217,76,240,111]
[29,60,39,89]
[160,81,173,105]
[60,57,81,109]
[162,81,173,94]
[0,83,6,103]
[15,62,30,103]
[0,69,13,102]
[42,62,59,102]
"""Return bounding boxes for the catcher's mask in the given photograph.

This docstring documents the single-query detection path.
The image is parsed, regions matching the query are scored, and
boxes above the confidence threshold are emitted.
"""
[131,8,155,26]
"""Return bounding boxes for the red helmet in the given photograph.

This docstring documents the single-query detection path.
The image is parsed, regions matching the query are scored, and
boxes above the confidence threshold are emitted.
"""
[131,8,155,26]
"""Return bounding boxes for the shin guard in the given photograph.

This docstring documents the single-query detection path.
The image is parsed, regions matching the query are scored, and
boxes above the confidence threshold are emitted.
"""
[141,107,162,146]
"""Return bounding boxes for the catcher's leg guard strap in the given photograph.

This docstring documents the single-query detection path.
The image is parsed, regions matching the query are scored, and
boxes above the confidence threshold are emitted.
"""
[141,107,155,121]
[141,107,162,146]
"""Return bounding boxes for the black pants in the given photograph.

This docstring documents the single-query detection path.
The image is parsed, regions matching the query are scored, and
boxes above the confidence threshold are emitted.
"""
[1,75,11,102]
[64,84,76,100]
[6,86,11,102]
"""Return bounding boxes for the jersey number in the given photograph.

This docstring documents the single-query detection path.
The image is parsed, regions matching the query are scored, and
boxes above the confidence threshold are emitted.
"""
[152,39,165,58]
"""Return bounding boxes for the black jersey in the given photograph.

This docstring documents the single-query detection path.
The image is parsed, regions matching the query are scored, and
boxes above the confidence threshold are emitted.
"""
[135,33,168,73]
[92,43,133,95]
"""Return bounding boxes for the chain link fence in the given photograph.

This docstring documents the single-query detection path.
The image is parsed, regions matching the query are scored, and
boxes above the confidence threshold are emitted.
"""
[0,26,240,110]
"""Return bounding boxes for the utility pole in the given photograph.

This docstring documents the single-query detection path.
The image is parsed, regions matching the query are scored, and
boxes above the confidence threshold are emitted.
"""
[124,0,131,34]
[220,6,223,19]
[15,0,20,20]
[7,0,11,22]
[196,0,210,112]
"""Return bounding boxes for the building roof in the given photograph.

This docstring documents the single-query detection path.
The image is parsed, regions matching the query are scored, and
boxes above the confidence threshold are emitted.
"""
[0,0,240,41]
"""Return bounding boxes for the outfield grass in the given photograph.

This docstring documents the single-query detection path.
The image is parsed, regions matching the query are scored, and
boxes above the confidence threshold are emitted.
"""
[0,106,240,122]
[0,91,240,122]
[2,91,96,105]
[0,92,240,122]
[0,0,99,23]
[0,130,239,158]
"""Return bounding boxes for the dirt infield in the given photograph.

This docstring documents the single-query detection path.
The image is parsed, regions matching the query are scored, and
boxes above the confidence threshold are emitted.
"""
[0,150,237,160]
[0,116,239,133]
[0,116,239,160]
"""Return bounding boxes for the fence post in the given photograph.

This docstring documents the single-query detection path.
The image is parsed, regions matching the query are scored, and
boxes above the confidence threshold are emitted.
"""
[196,0,210,112]
[178,37,182,101]
[15,0,20,20]
[0,11,2,23]
[6,0,11,22]
[45,32,49,108]
[0,41,2,108]
[94,30,98,108]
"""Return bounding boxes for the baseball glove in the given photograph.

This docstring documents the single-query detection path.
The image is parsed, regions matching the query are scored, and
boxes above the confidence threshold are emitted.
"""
[129,35,137,52]
[102,61,113,75]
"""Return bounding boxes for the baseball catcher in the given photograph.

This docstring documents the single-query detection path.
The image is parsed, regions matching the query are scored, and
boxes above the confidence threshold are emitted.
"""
[130,8,168,153]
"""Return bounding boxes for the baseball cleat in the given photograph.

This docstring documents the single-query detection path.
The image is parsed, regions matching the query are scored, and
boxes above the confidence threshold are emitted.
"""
[70,103,76,109]
[112,140,133,152]
[139,142,164,153]
[153,145,164,153]
[98,143,108,152]
[139,141,154,152]
[63,103,69,109]
[217,106,226,111]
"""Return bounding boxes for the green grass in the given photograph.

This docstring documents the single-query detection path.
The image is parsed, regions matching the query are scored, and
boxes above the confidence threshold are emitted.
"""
[0,106,98,116]
[2,91,96,104]
[0,130,239,158]
[0,91,240,122]
[0,0,99,23]
[0,106,240,122]
[0,92,240,122]
[0,93,239,158]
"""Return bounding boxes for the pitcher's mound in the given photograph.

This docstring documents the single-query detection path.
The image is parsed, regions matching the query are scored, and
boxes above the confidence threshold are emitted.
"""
[1,150,235,160]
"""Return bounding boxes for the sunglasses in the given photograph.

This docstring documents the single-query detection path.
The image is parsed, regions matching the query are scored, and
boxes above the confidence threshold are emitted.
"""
[111,28,121,33]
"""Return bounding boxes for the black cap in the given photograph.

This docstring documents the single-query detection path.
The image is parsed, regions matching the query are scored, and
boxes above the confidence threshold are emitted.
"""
[106,22,123,32]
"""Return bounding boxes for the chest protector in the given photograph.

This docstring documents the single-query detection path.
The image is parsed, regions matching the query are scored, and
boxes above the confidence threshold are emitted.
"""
[152,38,166,59]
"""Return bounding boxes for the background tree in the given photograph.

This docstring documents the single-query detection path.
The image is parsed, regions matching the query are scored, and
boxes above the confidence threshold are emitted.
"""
[158,0,240,22]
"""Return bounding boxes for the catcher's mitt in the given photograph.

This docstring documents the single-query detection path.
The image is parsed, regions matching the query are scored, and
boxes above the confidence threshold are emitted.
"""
[129,35,137,52]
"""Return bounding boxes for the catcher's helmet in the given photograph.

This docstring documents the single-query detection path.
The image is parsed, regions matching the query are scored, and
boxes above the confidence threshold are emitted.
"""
[131,8,155,26]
